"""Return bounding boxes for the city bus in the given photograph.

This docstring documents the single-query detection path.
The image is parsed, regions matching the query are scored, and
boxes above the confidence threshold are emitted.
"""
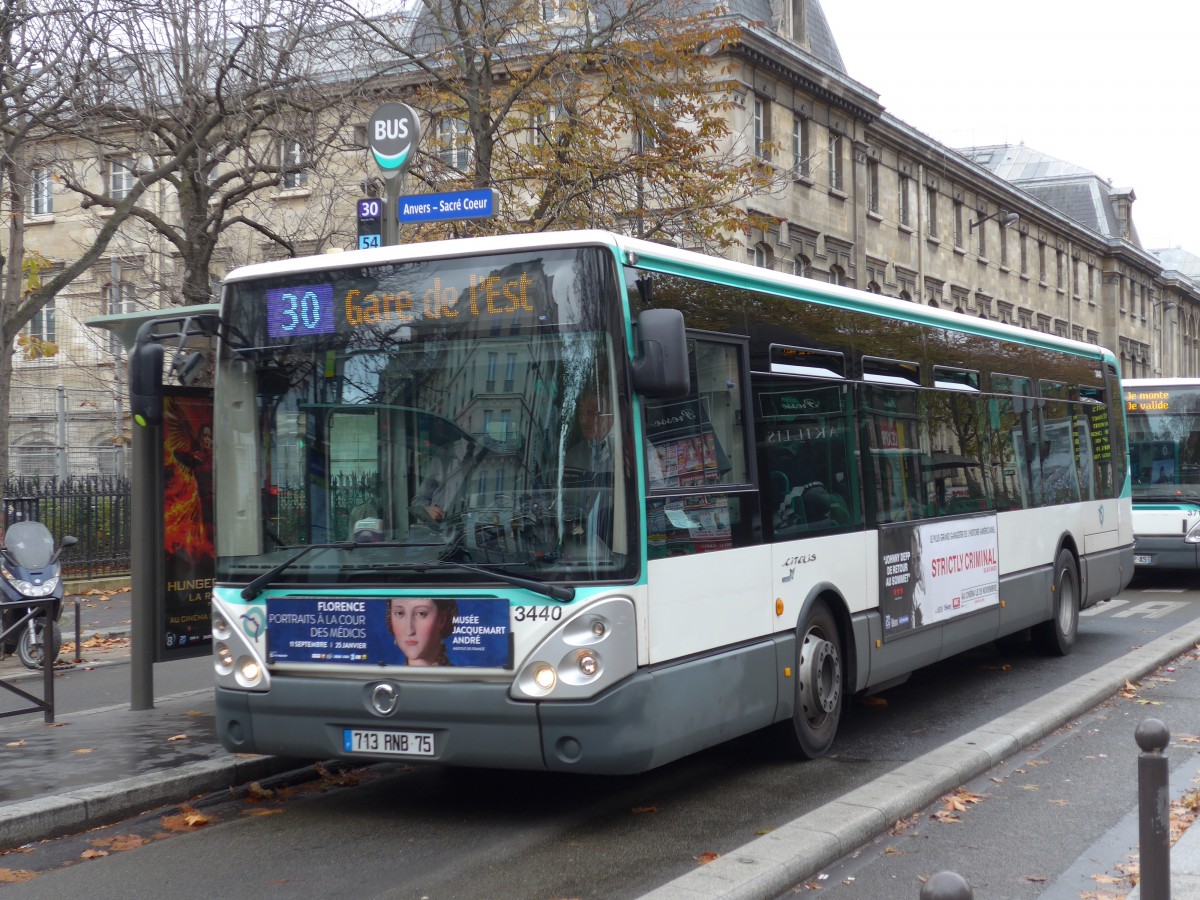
[1124,378,1200,568]
[207,230,1133,774]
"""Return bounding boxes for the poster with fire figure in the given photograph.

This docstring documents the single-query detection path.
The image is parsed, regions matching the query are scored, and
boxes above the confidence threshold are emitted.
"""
[161,388,214,659]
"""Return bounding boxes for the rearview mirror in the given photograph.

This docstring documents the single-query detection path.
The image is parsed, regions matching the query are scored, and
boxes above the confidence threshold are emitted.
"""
[631,309,689,399]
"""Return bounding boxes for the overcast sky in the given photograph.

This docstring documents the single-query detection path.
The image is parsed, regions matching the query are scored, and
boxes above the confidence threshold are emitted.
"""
[819,0,1196,253]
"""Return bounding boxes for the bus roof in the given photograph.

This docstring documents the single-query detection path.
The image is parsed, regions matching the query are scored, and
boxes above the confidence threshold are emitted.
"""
[222,229,1118,366]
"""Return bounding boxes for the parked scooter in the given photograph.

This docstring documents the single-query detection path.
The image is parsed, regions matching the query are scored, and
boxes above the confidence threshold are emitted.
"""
[0,521,76,669]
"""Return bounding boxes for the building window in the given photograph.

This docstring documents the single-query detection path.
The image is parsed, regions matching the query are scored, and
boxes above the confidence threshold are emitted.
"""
[26,298,55,345]
[976,210,987,257]
[1000,225,1009,267]
[794,254,809,277]
[866,159,879,212]
[753,243,773,269]
[1038,241,1047,283]
[541,0,566,21]
[1018,308,1033,329]
[107,281,135,355]
[281,141,308,189]
[926,186,938,238]
[953,201,964,248]
[28,167,52,216]
[898,175,911,227]
[828,264,845,286]
[108,157,135,200]
[753,97,771,159]
[828,133,844,191]
[438,117,471,171]
[791,116,809,176]
[1020,234,1028,275]
[998,302,1014,325]
[504,353,517,391]
[1056,250,1066,290]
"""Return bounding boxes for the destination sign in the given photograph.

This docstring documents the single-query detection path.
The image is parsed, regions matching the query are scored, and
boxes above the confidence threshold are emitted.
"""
[1127,390,1173,413]
[264,268,543,339]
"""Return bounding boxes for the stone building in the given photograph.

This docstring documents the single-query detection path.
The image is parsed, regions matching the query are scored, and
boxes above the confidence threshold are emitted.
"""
[6,0,1198,476]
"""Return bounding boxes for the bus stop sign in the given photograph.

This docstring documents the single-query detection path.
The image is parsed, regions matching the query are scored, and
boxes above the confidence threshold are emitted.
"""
[367,103,420,182]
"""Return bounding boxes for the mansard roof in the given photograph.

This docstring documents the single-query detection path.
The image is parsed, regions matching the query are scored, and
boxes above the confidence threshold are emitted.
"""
[961,143,1140,249]
[720,0,846,73]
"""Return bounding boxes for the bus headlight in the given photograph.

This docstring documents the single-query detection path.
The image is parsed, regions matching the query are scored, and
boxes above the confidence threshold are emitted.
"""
[236,657,263,687]
[511,597,636,701]
[1186,520,1200,543]
[533,664,557,692]
[212,595,270,692]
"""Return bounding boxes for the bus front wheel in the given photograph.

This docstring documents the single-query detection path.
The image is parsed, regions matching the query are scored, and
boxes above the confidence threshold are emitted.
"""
[1032,549,1079,657]
[778,598,843,760]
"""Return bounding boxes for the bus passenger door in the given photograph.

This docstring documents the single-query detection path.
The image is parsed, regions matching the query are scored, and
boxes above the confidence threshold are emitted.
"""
[642,335,769,662]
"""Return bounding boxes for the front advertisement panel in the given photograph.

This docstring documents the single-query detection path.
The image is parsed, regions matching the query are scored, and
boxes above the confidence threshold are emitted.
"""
[266,596,512,668]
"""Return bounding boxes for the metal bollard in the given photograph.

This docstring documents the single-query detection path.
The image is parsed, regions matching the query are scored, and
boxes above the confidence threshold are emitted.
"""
[1136,717,1171,900]
[73,596,82,663]
[919,870,972,900]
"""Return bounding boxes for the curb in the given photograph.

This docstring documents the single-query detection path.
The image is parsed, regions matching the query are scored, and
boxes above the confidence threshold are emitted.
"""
[0,755,311,848]
[639,622,1200,899]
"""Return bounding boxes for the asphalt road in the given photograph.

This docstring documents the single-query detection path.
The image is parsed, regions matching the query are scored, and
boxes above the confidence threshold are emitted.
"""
[1,571,1197,899]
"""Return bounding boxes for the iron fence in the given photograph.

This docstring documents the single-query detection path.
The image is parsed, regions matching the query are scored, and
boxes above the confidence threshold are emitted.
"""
[1,475,131,580]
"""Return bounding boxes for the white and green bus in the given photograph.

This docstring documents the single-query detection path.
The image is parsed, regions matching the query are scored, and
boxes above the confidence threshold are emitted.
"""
[209,230,1133,773]
[1124,378,1200,569]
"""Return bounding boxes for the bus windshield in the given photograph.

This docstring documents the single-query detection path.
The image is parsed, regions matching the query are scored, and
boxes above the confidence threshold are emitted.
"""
[213,245,637,586]
[1126,383,1200,501]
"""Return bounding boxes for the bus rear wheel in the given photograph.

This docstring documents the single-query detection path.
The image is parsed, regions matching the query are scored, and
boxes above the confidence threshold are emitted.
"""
[778,598,843,759]
[1032,549,1079,656]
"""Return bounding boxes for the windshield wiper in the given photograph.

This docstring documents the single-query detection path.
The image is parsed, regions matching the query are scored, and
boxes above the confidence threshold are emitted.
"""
[416,560,575,603]
[240,540,411,600]
[240,544,575,603]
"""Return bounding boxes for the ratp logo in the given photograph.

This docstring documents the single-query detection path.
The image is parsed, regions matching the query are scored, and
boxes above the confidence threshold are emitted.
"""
[368,103,421,175]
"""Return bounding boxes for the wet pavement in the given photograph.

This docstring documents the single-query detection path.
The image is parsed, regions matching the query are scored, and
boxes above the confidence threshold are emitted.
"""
[0,589,308,848]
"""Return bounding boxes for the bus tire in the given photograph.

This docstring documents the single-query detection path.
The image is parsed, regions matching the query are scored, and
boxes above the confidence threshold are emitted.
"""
[778,598,842,759]
[1032,549,1079,657]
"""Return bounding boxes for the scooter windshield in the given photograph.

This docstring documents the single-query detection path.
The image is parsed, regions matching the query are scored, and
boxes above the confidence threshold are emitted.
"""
[2,522,55,569]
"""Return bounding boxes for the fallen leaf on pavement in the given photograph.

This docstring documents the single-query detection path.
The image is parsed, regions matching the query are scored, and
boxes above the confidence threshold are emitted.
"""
[81,849,109,859]
[242,807,285,817]
[6,740,25,748]
[161,804,211,830]
[0,868,37,882]
[631,805,659,814]
[167,734,188,742]
[246,782,275,801]
[941,789,988,811]
[930,810,962,824]
[73,748,94,755]
[1024,875,1046,882]
[694,851,720,864]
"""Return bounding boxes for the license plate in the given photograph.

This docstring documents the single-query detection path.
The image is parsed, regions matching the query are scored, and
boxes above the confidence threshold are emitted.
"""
[1134,554,1152,565]
[343,728,435,757]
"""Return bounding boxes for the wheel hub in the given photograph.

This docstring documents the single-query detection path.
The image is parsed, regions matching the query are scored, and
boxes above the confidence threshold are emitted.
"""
[799,632,840,715]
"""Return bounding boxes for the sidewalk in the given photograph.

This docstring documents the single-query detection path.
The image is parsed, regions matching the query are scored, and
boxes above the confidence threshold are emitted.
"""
[0,590,308,848]
[4,596,1200,899]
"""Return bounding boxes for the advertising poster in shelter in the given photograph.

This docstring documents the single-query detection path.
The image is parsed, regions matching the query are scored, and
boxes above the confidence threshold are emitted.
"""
[160,388,215,659]
[879,515,1000,640]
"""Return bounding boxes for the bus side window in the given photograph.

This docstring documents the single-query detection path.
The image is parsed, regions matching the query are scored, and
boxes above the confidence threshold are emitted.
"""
[862,384,928,523]
[753,379,860,540]
[925,390,993,517]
